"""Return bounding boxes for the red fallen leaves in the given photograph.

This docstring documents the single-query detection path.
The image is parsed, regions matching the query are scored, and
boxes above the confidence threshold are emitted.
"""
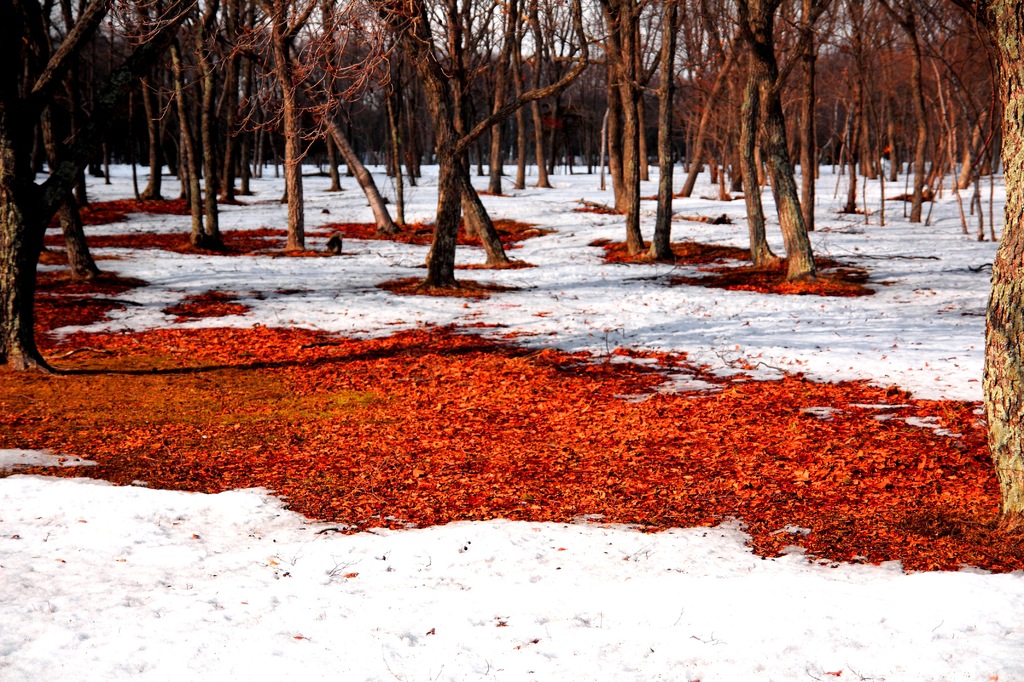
[34,272,148,333]
[2,326,1018,572]
[378,278,519,299]
[44,228,290,255]
[319,219,549,248]
[591,239,748,266]
[592,240,873,297]
[670,267,872,298]
[64,198,192,227]
[164,292,250,321]
[574,201,620,215]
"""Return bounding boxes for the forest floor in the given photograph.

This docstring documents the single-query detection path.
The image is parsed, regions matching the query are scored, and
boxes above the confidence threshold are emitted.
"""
[1,165,1021,681]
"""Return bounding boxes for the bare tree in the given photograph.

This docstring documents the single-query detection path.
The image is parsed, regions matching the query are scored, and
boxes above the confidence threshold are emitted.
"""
[374,0,587,286]
[0,0,188,370]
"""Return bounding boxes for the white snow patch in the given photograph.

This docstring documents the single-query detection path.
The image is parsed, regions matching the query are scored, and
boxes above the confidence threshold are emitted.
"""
[0,450,96,472]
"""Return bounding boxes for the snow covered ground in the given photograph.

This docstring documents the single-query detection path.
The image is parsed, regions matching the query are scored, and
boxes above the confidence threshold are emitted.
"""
[3,164,1021,680]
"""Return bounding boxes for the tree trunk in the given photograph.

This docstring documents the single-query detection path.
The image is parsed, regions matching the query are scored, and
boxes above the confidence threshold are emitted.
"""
[488,0,519,195]
[984,1,1024,526]
[271,27,305,251]
[649,0,678,261]
[170,41,205,246]
[139,76,164,200]
[0,159,48,371]
[461,175,511,266]
[742,0,816,280]
[41,107,100,280]
[905,13,928,223]
[325,134,342,191]
[637,90,650,182]
[387,95,405,225]
[513,32,528,190]
[602,0,643,253]
[799,2,816,233]
[325,118,398,235]
[741,68,778,268]
[529,0,551,188]
[606,75,626,209]
[196,9,221,247]
[487,109,506,195]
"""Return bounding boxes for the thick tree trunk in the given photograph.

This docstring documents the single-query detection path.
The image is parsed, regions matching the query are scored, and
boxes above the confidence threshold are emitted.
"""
[602,0,642,253]
[649,0,678,261]
[425,155,462,287]
[41,107,100,279]
[170,41,205,246]
[461,175,511,266]
[271,30,305,250]
[529,0,551,188]
[196,19,221,247]
[139,77,163,200]
[984,6,1024,526]
[0,128,49,371]
[618,52,643,252]
[799,6,816,233]
[905,14,928,223]
[741,70,778,268]
[742,0,815,280]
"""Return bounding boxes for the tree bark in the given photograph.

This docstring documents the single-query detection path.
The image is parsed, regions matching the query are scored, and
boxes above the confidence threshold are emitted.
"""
[741,67,778,268]
[325,134,342,192]
[739,0,816,280]
[799,0,816,232]
[324,118,398,235]
[220,0,241,203]
[905,12,928,223]
[649,0,679,261]
[272,29,304,250]
[528,0,551,188]
[601,0,643,253]
[487,0,518,195]
[170,40,205,246]
[196,1,221,247]
[606,74,626,209]
[139,76,164,200]
[982,0,1024,526]
[387,95,405,225]
[41,107,100,279]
